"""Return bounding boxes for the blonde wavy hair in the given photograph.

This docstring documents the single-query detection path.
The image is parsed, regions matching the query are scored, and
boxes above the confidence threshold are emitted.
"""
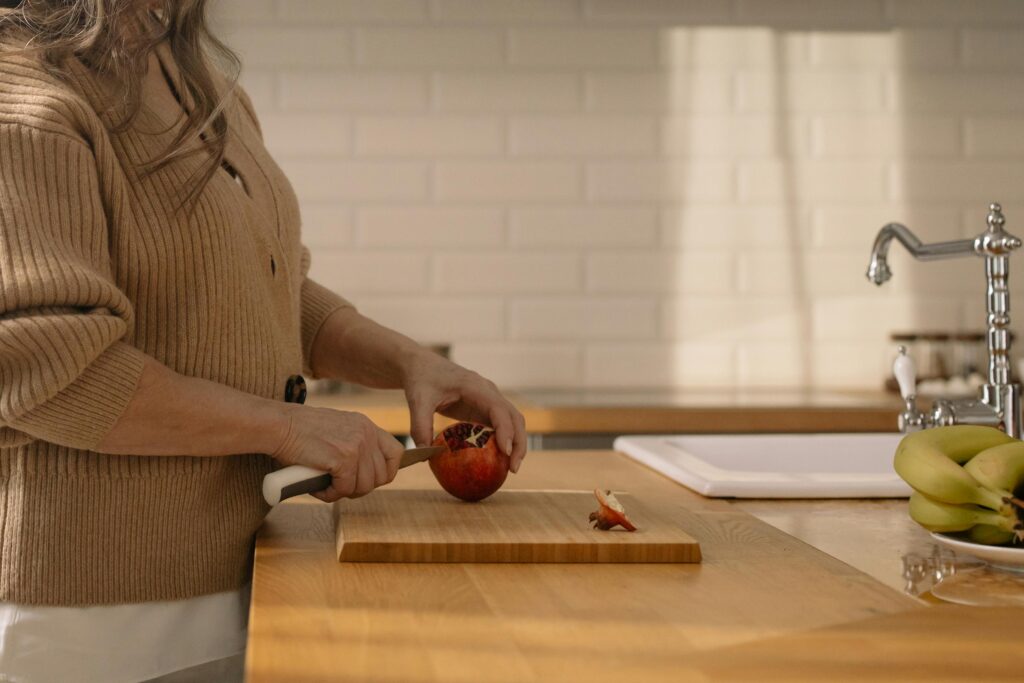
[0,0,240,208]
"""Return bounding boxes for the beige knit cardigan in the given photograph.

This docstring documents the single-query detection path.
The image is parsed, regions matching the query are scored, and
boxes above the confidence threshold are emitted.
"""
[0,40,350,605]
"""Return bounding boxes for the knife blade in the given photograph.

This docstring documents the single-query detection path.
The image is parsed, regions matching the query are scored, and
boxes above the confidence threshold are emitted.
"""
[262,446,444,506]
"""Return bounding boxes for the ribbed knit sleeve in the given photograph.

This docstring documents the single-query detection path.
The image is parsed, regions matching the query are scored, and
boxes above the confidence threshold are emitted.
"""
[0,124,147,450]
[298,246,354,378]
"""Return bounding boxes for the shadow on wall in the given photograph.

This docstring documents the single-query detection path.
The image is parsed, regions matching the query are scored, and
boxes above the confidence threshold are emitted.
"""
[661,27,809,390]
[660,7,1024,393]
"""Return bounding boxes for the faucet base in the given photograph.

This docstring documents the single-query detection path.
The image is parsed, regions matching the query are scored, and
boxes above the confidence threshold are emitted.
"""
[899,383,1022,438]
[981,382,1022,438]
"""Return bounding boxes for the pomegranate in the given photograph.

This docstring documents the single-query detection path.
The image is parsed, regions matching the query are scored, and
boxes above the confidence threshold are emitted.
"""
[589,489,637,531]
[430,422,509,502]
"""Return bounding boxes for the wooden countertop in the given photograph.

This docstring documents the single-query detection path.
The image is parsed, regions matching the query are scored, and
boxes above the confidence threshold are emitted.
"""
[245,450,1023,682]
[307,388,902,434]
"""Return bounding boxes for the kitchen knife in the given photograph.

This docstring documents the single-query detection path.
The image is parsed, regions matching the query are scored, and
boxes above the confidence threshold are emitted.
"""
[262,446,444,506]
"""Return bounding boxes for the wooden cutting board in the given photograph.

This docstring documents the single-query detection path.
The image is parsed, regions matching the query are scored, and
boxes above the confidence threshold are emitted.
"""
[331,489,701,563]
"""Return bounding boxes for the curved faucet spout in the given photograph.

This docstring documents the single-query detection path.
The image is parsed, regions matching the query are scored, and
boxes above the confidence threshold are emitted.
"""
[865,223,976,286]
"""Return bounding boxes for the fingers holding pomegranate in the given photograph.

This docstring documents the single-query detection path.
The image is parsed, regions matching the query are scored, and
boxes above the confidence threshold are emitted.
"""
[401,355,528,473]
[489,401,527,474]
[430,422,510,502]
[406,389,441,450]
[271,406,405,502]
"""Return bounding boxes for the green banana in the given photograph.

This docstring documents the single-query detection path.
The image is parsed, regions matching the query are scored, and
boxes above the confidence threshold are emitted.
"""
[908,491,1017,533]
[894,425,1016,511]
[967,524,1017,546]
[963,441,1024,503]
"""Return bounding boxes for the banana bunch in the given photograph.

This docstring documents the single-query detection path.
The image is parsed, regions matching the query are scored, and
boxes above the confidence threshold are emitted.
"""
[895,425,1024,545]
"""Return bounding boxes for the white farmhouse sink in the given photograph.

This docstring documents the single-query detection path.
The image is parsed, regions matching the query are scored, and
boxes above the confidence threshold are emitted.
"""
[613,433,910,499]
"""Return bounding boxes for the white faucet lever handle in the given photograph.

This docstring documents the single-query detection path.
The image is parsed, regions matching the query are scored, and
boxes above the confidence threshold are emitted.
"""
[893,346,917,400]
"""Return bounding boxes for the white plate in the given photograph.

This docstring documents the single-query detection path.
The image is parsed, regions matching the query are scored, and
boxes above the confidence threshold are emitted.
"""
[614,433,909,499]
[931,532,1024,572]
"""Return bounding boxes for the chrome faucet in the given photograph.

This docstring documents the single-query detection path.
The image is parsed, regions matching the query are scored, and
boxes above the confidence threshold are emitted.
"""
[868,203,1023,437]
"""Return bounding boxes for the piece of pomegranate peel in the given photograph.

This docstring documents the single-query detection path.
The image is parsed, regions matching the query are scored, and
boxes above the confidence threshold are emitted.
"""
[589,489,637,532]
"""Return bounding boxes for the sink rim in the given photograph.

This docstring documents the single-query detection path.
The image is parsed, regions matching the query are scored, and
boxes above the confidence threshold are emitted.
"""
[614,432,910,499]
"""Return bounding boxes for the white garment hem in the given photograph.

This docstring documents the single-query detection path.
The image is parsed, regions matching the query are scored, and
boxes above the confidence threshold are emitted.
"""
[127,644,246,683]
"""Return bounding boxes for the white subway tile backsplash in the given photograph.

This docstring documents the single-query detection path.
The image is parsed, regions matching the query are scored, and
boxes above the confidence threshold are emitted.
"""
[510,297,658,340]
[509,117,658,156]
[435,73,582,112]
[224,28,353,67]
[661,298,806,342]
[433,0,580,22]
[897,75,1024,113]
[661,205,812,248]
[278,160,429,201]
[739,161,886,202]
[308,251,430,294]
[279,71,430,111]
[810,342,887,390]
[737,343,816,388]
[509,28,661,67]
[962,30,1024,68]
[355,117,504,156]
[886,0,1024,25]
[736,0,886,25]
[587,252,735,294]
[224,1,1024,391]
[737,251,875,296]
[299,205,354,248]
[743,340,893,389]
[510,206,659,247]
[452,343,582,388]
[259,115,352,156]
[278,0,429,23]
[584,342,735,388]
[586,161,735,201]
[434,253,582,293]
[813,116,960,157]
[812,296,963,342]
[810,29,957,67]
[585,72,733,113]
[659,28,809,69]
[356,28,506,67]
[355,296,505,343]
[238,71,276,113]
[738,72,887,113]
[212,0,275,24]
[356,207,505,247]
[584,0,732,23]
[435,162,581,201]
[889,162,1024,201]
[662,117,811,157]
[965,118,1024,157]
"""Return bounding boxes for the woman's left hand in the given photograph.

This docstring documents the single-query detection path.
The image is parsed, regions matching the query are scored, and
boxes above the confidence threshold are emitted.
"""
[403,353,527,473]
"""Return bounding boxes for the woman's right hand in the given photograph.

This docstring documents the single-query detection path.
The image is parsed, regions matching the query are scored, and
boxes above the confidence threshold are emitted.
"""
[271,406,406,502]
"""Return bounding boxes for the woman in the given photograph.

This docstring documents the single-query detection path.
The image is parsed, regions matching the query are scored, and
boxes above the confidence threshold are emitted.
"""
[0,1,527,681]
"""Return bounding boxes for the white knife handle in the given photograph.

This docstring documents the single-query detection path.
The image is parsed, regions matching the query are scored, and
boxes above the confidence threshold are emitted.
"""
[262,465,331,506]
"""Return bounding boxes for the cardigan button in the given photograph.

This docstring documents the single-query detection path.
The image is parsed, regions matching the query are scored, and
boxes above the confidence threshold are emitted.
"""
[284,374,306,404]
